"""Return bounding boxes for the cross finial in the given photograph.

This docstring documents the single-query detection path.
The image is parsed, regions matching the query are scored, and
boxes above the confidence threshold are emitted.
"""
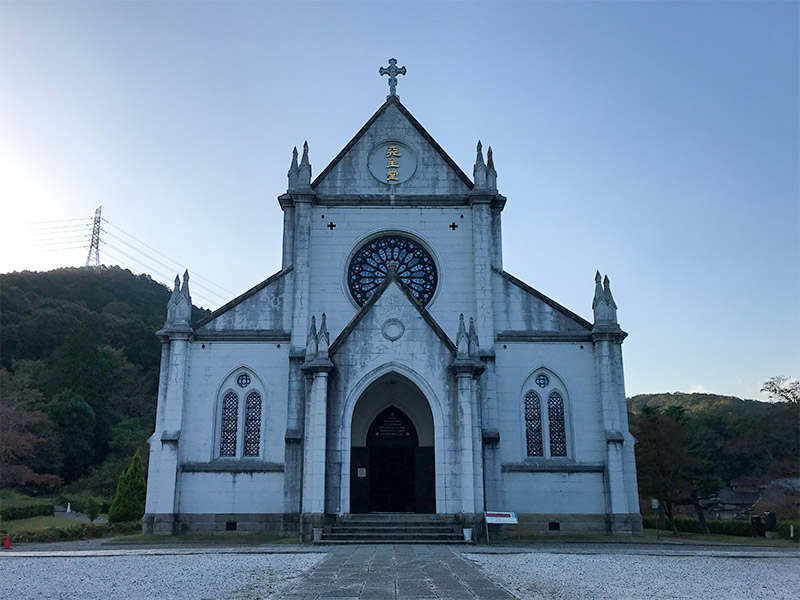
[379,58,407,98]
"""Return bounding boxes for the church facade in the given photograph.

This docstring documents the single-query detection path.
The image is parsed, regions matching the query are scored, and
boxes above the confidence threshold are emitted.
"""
[144,64,642,538]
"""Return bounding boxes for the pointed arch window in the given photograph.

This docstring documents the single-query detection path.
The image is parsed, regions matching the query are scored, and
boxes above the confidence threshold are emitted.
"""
[547,391,567,456]
[524,371,570,459]
[220,391,239,456]
[524,390,543,457]
[217,370,264,458]
[243,391,262,456]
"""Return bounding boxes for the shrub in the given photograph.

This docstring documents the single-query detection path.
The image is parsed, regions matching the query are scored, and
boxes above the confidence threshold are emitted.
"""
[57,493,110,515]
[107,450,146,524]
[1,521,141,543]
[0,492,54,521]
[706,519,752,537]
[777,521,800,542]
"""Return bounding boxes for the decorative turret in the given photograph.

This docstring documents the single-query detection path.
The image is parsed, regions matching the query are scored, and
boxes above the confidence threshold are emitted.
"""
[287,146,299,191]
[456,313,470,357]
[317,313,330,358]
[305,315,318,361]
[297,141,312,188]
[592,271,619,326]
[473,141,487,189]
[468,317,480,359]
[486,146,497,192]
[165,270,191,327]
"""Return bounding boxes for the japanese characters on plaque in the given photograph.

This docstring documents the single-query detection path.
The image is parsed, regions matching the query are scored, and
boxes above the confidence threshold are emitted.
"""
[368,140,417,186]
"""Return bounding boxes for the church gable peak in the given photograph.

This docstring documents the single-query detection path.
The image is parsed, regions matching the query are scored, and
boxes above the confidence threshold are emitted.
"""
[330,268,456,357]
[311,95,474,197]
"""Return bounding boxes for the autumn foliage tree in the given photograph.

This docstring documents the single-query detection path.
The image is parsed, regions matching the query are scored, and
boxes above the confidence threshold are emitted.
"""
[0,369,61,491]
[631,405,697,532]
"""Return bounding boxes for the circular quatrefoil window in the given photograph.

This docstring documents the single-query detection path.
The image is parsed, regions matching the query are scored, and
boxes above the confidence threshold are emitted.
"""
[348,235,437,307]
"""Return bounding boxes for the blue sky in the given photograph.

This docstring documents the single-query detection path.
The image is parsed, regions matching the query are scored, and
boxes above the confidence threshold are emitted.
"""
[1,1,797,401]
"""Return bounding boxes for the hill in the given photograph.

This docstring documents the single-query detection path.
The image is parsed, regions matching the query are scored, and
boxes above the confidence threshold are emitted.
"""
[1,266,208,495]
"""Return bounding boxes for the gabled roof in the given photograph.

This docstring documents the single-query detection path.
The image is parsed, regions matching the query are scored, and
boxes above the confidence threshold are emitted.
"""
[329,268,457,356]
[493,266,593,330]
[192,267,292,329]
[311,95,474,192]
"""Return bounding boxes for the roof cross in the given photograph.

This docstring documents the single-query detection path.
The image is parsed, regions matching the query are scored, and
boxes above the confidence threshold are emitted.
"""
[379,58,407,98]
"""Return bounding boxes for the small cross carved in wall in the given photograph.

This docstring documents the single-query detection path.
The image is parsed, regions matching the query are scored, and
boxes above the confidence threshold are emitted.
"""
[327,222,336,230]
[449,222,458,230]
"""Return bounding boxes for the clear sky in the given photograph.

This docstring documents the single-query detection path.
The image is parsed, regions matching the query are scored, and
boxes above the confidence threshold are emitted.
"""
[1,1,797,401]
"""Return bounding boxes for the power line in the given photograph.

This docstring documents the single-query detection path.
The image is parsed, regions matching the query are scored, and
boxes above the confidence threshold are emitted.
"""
[101,218,235,296]
[29,217,92,224]
[101,249,219,309]
[31,237,91,247]
[101,238,228,302]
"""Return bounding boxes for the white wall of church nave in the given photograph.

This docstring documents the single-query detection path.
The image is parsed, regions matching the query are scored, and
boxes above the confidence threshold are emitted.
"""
[178,472,284,514]
[493,342,606,465]
[180,342,289,464]
[307,205,476,340]
[501,472,606,514]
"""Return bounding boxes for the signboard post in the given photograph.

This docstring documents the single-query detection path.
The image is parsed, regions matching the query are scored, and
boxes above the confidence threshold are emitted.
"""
[484,511,519,545]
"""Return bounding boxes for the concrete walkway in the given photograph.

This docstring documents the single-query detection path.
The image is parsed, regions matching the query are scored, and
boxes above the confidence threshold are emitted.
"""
[274,544,516,600]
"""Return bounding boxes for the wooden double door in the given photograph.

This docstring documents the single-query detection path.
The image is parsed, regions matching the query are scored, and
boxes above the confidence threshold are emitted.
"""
[350,406,435,513]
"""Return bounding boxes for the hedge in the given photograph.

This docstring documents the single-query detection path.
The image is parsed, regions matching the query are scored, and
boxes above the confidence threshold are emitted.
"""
[57,493,110,515]
[0,496,54,521]
[0,521,141,544]
[643,515,798,539]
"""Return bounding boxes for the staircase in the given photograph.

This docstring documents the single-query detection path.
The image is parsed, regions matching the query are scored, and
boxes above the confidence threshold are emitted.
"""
[317,513,469,544]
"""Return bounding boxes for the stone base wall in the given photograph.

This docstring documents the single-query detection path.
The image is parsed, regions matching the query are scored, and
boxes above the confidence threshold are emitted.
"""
[142,513,300,537]
[486,513,643,539]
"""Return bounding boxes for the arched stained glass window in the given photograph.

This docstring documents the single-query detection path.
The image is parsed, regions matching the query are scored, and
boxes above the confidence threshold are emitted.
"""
[220,391,239,456]
[243,391,262,456]
[548,391,567,457]
[524,390,543,457]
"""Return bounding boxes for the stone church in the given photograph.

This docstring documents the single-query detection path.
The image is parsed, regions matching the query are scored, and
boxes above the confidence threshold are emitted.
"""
[144,61,642,539]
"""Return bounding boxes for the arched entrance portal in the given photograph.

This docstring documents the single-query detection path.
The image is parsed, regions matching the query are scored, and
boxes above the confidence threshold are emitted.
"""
[350,374,436,513]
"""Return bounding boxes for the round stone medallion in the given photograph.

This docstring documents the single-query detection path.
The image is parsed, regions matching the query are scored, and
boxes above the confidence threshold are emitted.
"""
[368,140,418,185]
[382,318,405,341]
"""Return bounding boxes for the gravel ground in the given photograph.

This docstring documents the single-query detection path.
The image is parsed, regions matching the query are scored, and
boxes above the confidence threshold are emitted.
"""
[468,552,800,600]
[0,552,324,600]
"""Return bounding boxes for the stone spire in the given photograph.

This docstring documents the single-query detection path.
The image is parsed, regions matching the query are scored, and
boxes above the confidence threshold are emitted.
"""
[486,146,497,192]
[592,271,618,326]
[317,313,330,358]
[165,271,191,327]
[473,141,487,189]
[297,141,311,188]
[456,313,469,357]
[287,146,299,191]
[468,317,480,359]
[305,315,318,361]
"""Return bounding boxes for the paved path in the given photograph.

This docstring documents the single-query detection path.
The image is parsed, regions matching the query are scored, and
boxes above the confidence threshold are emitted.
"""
[275,544,516,600]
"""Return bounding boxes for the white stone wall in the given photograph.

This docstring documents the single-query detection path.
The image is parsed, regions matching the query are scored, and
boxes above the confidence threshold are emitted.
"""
[494,341,604,466]
[180,342,289,463]
[313,102,471,197]
[501,472,606,514]
[179,472,284,514]
[307,205,476,342]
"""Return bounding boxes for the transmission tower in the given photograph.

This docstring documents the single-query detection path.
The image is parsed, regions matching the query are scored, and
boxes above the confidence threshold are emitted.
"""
[85,206,102,268]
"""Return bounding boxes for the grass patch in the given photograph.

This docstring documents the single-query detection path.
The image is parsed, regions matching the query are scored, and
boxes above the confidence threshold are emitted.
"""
[110,533,301,545]
[1,516,77,534]
[641,527,799,547]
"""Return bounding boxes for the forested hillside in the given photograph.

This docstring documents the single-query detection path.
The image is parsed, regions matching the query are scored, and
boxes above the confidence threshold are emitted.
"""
[1,267,208,496]
[628,390,799,527]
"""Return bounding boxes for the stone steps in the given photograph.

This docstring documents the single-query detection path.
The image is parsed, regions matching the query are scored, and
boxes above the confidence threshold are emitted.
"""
[315,514,472,544]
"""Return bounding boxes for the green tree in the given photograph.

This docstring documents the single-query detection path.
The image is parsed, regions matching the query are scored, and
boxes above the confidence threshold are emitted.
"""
[107,450,147,523]
[85,496,102,523]
[44,390,96,483]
